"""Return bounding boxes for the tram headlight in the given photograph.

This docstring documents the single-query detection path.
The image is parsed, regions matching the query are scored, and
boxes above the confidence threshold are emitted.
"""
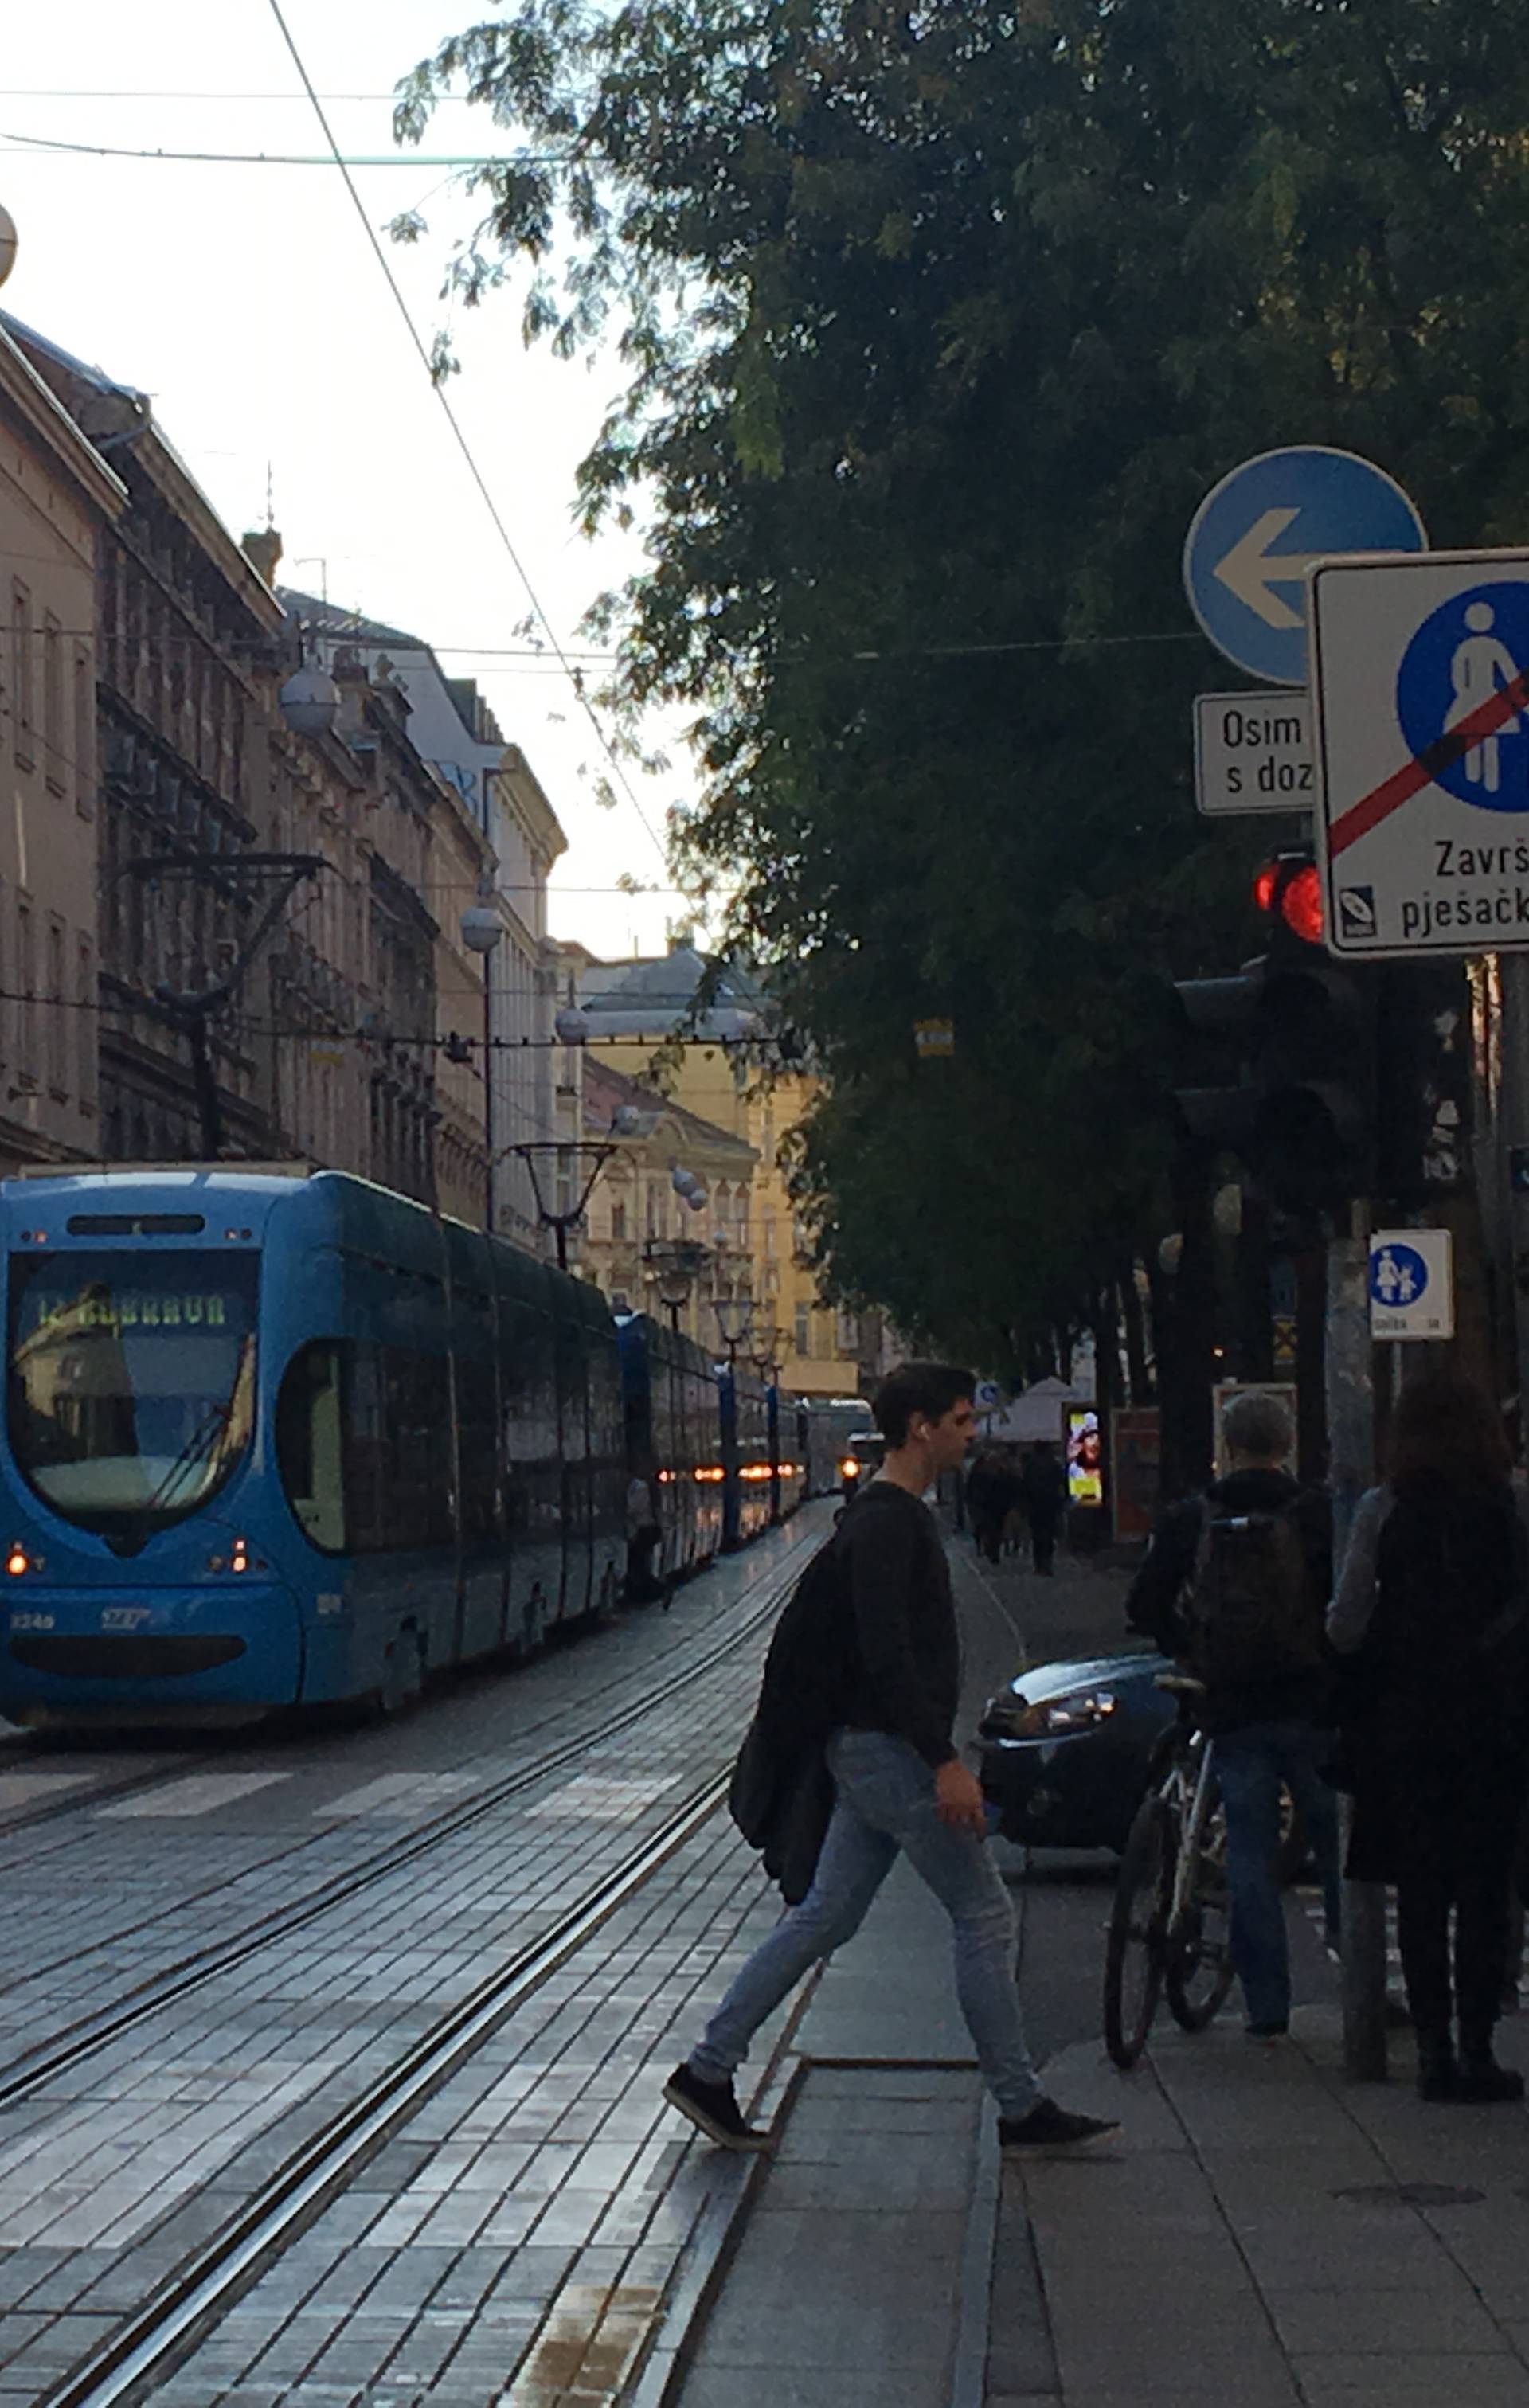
[5,1545,29,1577]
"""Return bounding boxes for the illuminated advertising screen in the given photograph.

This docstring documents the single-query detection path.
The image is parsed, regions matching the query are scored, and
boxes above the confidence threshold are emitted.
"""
[1066,1407,1103,1507]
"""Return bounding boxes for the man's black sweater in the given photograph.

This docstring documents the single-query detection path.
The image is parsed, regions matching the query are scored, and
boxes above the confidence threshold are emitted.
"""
[835,1481,960,1767]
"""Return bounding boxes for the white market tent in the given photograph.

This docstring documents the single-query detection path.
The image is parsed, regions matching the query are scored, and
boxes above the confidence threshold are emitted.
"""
[977,1376,1093,1444]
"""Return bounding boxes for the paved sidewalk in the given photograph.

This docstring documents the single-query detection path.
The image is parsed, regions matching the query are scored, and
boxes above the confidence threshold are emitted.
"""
[1007,2004,1529,2408]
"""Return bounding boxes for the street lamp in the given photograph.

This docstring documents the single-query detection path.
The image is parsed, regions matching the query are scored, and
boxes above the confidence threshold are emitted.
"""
[749,1325,784,1381]
[644,1237,710,1331]
[459,885,502,1233]
[714,1291,755,1364]
[506,1141,617,1272]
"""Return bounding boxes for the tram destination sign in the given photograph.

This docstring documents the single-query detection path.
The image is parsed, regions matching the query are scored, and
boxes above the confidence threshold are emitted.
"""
[1195,691,1313,817]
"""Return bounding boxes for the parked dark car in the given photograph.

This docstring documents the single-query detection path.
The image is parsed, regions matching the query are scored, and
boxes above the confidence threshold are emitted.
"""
[978,1647,1179,1852]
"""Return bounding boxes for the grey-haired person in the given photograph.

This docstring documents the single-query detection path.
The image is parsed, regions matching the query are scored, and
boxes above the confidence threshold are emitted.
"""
[1125,1389,1340,2039]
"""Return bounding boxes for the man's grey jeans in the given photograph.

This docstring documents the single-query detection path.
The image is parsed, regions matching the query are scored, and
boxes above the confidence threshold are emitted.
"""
[690,1726,1042,2118]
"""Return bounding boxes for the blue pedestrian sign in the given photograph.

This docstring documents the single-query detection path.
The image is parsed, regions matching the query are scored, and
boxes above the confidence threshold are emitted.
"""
[1395,582,1529,814]
[1367,1229,1453,1340]
[1308,548,1529,958]
[1183,447,1426,686]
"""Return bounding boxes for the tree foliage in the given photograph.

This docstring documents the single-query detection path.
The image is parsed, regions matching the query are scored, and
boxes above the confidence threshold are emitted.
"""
[401,0,1529,1362]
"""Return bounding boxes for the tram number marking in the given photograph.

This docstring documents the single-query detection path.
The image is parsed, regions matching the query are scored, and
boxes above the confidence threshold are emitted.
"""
[100,1605,151,1631]
[10,1612,53,1632]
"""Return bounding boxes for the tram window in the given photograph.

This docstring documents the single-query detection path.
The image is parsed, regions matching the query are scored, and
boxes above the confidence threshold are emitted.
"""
[380,1350,453,1550]
[340,1344,455,1554]
[456,1352,499,1542]
[276,1342,346,1553]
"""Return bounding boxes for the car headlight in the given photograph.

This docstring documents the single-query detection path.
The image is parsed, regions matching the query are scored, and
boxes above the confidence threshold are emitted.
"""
[981,1688,1118,1740]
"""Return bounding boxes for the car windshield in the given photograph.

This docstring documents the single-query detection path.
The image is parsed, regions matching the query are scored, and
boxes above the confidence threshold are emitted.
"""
[7,1250,258,1541]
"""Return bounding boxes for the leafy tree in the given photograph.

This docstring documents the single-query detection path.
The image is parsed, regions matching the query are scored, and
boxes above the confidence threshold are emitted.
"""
[399,0,1529,1366]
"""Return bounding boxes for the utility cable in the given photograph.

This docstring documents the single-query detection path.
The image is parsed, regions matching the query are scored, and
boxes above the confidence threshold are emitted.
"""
[0,126,537,167]
[263,0,670,875]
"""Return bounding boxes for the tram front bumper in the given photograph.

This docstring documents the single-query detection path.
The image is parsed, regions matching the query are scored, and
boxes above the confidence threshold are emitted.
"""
[0,1583,303,1726]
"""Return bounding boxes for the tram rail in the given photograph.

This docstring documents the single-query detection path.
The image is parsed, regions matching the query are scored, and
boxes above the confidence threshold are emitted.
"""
[40,1771,732,2408]
[0,1519,817,2109]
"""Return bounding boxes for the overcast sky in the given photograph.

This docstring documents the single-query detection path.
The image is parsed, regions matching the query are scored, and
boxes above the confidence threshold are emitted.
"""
[1,2,703,963]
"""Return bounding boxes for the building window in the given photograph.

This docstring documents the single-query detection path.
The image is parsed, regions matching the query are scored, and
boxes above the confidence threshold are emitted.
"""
[794,1303,809,1358]
[763,1213,776,1259]
[16,905,35,1078]
[47,920,66,1096]
[836,1308,858,1356]
[74,647,94,819]
[11,582,33,768]
[43,614,65,794]
[610,1198,628,1242]
[77,936,94,1112]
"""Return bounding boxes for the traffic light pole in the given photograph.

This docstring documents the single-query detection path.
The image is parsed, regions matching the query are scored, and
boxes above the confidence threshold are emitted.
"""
[1326,1220,1387,2081]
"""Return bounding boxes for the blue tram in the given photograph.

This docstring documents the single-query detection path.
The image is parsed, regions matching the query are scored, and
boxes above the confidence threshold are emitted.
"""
[0,1167,627,1727]
[615,1314,725,1578]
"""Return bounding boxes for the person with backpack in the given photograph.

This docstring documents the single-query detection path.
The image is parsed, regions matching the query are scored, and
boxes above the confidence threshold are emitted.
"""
[664,1361,1119,2156]
[1125,1389,1339,2040]
[1328,1370,1529,2102]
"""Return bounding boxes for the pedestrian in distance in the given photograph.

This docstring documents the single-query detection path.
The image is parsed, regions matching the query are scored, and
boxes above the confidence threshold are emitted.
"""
[1125,1389,1341,2041]
[664,1362,1120,2156]
[1019,1439,1068,1577]
[964,1445,1017,1566]
[1328,1370,1529,2102]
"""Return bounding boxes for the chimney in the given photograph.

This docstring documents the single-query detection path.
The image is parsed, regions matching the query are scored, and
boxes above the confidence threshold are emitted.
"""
[242,526,283,585]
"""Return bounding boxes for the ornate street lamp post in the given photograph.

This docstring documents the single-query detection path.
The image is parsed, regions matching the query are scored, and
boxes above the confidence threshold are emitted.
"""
[714,1290,755,1366]
[643,1237,710,1331]
[506,1140,617,1271]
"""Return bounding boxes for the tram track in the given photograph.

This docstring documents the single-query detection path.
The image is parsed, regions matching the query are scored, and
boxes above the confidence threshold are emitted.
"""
[0,1523,815,2109]
[39,1769,733,2408]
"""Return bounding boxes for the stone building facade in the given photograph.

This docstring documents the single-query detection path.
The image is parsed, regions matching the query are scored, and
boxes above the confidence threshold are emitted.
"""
[0,319,124,1175]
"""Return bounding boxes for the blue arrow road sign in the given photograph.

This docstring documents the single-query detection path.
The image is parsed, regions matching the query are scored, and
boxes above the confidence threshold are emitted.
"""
[1184,446,1426,686]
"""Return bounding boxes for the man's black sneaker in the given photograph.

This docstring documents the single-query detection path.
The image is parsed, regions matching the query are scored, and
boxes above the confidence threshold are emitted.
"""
[999,2099,1120,2152]
[663,2063,771,2151]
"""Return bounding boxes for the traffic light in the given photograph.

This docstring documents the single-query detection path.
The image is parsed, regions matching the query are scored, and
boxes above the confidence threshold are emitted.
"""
[1172,852,1375,1214]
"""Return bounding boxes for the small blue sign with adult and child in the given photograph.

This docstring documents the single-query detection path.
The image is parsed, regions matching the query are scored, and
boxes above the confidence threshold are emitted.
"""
[1368,1229,1454,1340]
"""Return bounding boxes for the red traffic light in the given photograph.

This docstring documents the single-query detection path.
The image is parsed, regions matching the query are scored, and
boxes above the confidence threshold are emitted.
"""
[1253,854,1324,946]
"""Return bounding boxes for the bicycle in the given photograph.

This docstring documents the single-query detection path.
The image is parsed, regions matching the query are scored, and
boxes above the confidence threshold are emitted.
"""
[1103,1674,1236,2070]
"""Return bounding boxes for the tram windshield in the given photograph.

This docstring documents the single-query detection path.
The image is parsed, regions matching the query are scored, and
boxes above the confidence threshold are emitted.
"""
[7,1251,258,1542]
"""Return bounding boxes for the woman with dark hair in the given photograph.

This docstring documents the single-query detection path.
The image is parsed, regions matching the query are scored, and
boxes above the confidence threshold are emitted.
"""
[1329,1370,1529,2101]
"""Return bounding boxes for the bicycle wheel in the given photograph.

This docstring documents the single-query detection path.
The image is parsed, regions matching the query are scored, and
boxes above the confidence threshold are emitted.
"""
[1164,1807,1237,2032]
[1104,1793,1174,2070]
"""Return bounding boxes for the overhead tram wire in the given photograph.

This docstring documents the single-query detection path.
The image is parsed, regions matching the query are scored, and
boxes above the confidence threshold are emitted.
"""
[0,127,542,166]
[261,0,670,877]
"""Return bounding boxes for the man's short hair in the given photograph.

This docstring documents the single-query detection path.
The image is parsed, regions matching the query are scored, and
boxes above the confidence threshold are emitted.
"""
[1221,1389,1292,1464]
[874,1362,976,1448]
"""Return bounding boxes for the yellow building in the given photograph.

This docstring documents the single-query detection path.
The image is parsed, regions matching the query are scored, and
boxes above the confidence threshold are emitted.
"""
[564,937,883,1394]
[579,1056,756,1344]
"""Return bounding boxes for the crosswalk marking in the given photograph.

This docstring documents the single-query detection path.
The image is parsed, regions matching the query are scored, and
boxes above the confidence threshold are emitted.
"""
[100,1773,290,1819]
[526,1773,682,1824]
[315,1772,484,1818]
[0,1772,98,1812]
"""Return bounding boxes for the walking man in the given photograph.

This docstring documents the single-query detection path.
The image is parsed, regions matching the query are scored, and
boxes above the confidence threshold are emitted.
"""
[1125,1389,1341,2039]
[1020,1439,1068,1576]
[664,1362,1118,2153]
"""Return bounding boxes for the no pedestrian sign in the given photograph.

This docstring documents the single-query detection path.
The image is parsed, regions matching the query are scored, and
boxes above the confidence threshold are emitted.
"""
[1368,1229,1453,1341]
[1310,548,1529,957]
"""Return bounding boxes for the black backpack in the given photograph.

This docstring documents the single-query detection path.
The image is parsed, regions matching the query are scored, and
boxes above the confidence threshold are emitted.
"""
[728,1517,860,1855]
[1182,1495,1322,1690]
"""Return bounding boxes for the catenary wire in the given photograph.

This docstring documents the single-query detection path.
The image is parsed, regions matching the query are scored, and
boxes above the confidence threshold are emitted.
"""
[0,126,538,166]
[262,0,671,876]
